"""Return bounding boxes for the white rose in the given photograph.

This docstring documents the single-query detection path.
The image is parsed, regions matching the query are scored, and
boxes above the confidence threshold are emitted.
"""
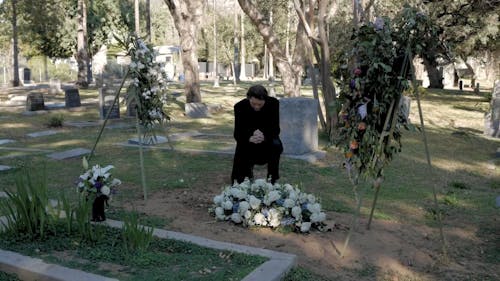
[254,213,267,226]
[231,213,242,223]
[249,196,261,210]
[317,212,326,222]
[300,222,312,233]
[230,188,240,198]
[288,191,297,201]
[213,195,223,205]
[264,190,281,206]
[307,203,321,214]
[307,194,316,203]
[215,207,225,220]
[100,185,110,196]
[283,199,295,208]
[238,201,250,214]
[243,210,252,219]
[284,184,294,192]
[269,218,280,227]
[235,189,247,200]
[222,200,233,210]
[291,206,302,219]
[254,179,266,186]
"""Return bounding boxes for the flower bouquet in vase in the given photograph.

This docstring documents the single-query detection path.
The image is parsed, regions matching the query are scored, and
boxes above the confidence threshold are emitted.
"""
[77,161,121,222]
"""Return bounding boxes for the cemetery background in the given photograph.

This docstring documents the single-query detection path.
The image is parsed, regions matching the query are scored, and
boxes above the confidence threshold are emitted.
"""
[0,79,499,281]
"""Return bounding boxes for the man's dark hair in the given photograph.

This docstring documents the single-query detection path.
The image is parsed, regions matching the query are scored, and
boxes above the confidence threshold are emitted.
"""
[246,85,268,100]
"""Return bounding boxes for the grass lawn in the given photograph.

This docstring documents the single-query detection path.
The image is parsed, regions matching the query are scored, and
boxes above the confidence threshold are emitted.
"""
[1,82,499,280]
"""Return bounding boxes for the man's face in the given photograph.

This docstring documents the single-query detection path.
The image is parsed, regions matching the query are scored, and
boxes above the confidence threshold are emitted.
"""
[249,97,265,111]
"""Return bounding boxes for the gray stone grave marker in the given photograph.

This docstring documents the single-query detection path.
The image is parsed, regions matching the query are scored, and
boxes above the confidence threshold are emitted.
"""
[279,97,318,155]
[0,165,13,172]
[99,86,120,119]
[26,92,45,111]
[49,79,62,95]
[484,81,500,137]
[0,139,15,145]
[185,102,209,118]
[128,136,168,146]
[26,130,59,138]
[64,87,81,108]
[47,148,90,160]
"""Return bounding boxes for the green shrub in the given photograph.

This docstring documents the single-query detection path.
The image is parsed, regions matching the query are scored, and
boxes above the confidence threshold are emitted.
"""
[73,195,104,243]
[122,211,154,253]
[0,167,58,239]
[46,114,64,128]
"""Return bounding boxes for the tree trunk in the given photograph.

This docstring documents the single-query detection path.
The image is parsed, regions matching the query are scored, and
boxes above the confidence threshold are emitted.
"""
[146,0,152,42]
[239,12,247,80]
[11,0,20,87]
[76,0,88,88]
[43,56,49,81]
[134,0,140,35]
[238,0,301,97]
[233,3,240,82]
[212,0,219,87]
[294,0,337,137]
[164,0,203,103]
[422,56,443,89]
[317,0,338,139]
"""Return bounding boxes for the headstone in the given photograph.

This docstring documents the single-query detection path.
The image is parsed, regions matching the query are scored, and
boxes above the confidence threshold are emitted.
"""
[47,148,90,160]
[126,98,137,117]
[23,68,31,84]
[99,86,120,119]
[64,87,81,108]
[185,102,209,118]
[484,81,500,137]
[26,92,45,111]
[279,97,318,155]
[49,79,62,95]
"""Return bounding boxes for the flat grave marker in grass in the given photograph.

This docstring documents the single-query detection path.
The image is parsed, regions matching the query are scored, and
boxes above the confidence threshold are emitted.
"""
[47,148,91,160]
[128,135,169,146]
[0,165,12,172]
[0,139,15,145]
[26,130,59,138]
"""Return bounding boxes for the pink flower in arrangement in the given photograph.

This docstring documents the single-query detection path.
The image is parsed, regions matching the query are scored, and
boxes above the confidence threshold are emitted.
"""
[354,68,362,76]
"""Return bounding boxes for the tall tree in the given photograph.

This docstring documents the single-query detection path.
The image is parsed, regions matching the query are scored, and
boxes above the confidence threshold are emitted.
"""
[238,0,307,97]
[76,0,88,87]
[424,0,499,88]
[164,0,204,103]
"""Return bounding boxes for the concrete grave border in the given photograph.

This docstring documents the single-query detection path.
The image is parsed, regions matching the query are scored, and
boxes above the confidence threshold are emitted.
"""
[0,195,296,281]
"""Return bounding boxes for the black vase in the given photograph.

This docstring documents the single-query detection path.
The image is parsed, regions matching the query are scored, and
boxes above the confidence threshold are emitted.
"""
[92,196,107,222]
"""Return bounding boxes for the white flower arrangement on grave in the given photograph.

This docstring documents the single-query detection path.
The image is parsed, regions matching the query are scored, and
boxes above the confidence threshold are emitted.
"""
[77,163,121,200]
[211,179,327,233]
[125,35,170,131]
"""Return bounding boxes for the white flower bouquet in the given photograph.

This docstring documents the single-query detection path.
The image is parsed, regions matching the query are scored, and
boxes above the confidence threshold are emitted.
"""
[77,164,121,199]
[126,35,170,130]
[211,179,327,232]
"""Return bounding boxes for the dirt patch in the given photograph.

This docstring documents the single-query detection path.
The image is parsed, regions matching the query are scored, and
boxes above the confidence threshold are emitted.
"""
[121,171,499,281]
